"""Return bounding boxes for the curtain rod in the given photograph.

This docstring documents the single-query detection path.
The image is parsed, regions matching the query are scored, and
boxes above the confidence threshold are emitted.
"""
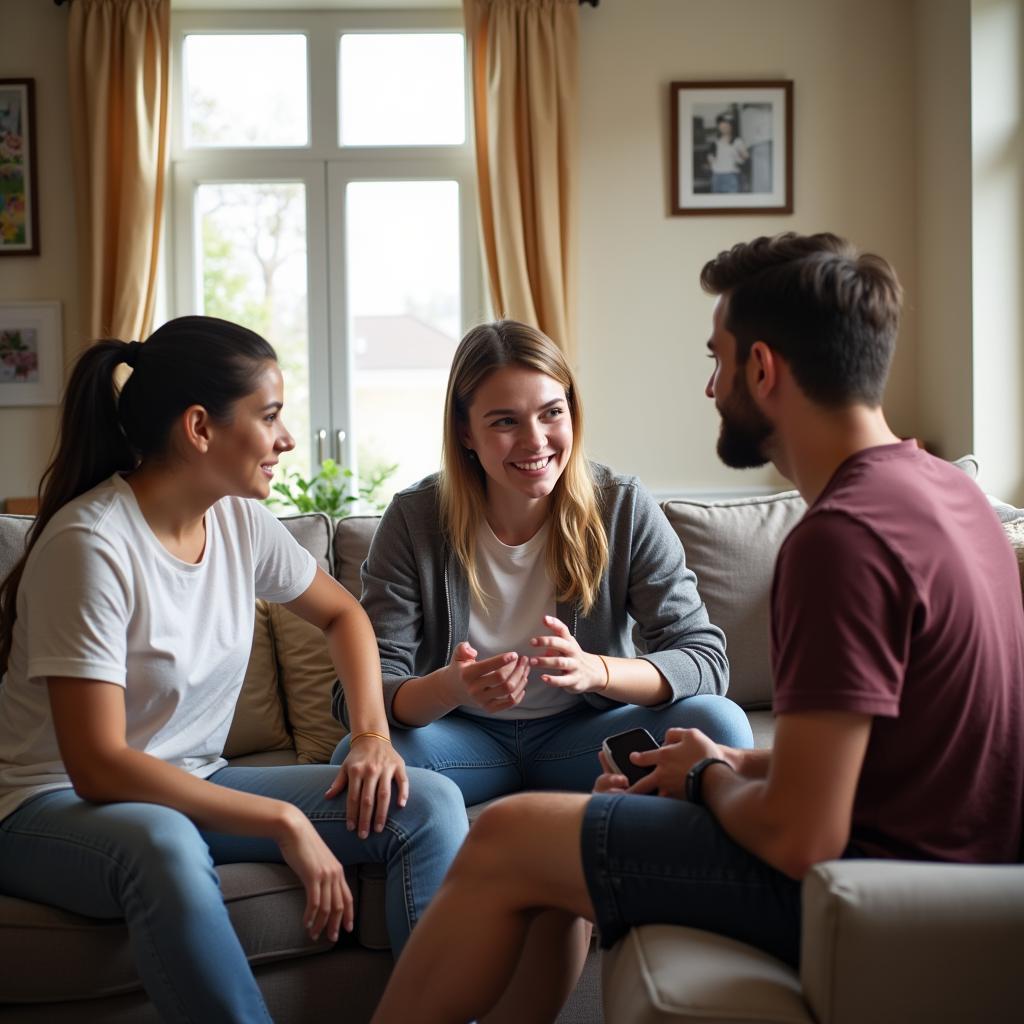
[54,1,600,5]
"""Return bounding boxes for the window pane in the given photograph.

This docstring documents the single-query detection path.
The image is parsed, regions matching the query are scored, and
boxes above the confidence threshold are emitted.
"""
[340,34,465,146]
[195,182,311,478]
[184,35,308,147]
[346,180,461,497]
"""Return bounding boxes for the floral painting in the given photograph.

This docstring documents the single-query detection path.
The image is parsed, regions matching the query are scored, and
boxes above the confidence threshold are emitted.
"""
[0,80,39,256]
[0,328,40,383]
[0,303,60,406]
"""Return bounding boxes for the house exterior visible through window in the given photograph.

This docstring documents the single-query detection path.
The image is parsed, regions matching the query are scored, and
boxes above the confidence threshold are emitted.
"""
[169,11,481,501]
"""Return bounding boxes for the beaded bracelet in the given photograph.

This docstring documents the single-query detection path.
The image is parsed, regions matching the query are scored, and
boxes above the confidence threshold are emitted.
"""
[596,654,611,692]
[349,730,392,747]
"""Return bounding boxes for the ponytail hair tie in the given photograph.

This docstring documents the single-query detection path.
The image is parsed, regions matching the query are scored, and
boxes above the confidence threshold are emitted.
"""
[122,340,143,369]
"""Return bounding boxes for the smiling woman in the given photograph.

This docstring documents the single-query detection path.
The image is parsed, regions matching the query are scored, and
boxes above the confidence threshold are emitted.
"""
[201,360,295,502]
[330,318,753,811]
[0,315,468,1021]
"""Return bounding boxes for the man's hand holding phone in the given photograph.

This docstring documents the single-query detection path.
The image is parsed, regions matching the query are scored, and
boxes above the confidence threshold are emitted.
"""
[600,728,660,788]
[597,726,727,799]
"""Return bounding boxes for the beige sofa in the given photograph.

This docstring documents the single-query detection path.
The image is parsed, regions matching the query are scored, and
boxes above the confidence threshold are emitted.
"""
[0,510,602,1023]
[0,458,1021,1022]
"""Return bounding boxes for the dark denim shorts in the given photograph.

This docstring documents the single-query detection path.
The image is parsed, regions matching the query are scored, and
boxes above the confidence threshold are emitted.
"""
[580,792,804,966]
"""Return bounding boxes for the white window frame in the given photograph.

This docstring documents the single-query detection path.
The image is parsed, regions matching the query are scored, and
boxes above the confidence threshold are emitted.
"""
[167,9,482,475]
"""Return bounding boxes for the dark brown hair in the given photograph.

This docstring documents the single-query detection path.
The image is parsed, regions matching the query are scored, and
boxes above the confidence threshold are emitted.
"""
[700,232,903,407]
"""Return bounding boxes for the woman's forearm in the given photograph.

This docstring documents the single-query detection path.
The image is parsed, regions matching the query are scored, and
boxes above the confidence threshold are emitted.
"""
[66,738,302,840]
[594,655,672,705]
[48,678,305,842]
[325,604,391,736]
[390,668,459,727]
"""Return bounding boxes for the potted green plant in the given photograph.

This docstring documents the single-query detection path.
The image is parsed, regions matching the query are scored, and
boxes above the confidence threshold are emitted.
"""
[265,458,397,519]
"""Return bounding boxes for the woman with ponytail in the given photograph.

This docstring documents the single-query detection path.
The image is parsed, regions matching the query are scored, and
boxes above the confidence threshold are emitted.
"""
[0,316,467,1022]
[330,320,751,805]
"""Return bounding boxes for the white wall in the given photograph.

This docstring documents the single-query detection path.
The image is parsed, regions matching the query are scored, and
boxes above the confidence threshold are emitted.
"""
[971,0,1024,503]
[0,0,78,504]
[577,0,920,494]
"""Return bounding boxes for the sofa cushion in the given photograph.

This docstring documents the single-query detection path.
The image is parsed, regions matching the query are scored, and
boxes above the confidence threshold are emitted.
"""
[268,604,345,764]
[661,492,807,709]
[278,512,334,575]
[333,515,381,599]
[0,515,31,584]
[952,453,979,478]
[602,924,811,1024]
[261,512,343,763]
[223,600,293,759]
[0,864,333,1003]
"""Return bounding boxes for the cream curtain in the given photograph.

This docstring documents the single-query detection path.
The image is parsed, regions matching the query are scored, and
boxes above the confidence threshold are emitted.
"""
[463,0,579,360]
[68,0,170,343]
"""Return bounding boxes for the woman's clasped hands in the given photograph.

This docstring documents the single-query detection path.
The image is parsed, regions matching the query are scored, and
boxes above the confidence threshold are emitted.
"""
[439,613,609,715]
[441,641,531,713]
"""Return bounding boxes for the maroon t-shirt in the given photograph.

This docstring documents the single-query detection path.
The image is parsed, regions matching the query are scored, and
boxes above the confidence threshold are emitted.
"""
[772,441,1024,863]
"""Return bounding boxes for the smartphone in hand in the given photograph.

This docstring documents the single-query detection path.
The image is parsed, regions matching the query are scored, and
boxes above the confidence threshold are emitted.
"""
[601,728,660,787]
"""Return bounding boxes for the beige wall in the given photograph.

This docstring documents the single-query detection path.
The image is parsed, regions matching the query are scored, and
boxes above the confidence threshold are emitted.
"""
[915,0,974,465]
[0,0,77,505]
[577,0,920,494]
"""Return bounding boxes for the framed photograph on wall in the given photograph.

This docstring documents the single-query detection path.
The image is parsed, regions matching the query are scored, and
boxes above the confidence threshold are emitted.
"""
[0,302,62,406]
[0,78,40,256]
[671,80,793,215]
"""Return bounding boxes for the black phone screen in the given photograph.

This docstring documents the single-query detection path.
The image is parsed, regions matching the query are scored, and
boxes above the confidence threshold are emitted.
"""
[603,728,659,787]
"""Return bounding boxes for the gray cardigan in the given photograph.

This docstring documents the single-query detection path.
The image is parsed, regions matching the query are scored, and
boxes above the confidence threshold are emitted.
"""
[332,464,729,728]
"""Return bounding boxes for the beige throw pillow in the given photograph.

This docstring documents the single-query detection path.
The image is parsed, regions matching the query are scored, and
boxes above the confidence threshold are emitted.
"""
[268,603,345,764]
[223,601,293,758]
[661,491,807,710]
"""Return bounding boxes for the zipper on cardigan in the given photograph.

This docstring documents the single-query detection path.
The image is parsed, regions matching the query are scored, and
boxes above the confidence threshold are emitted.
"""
[443,556,453,661]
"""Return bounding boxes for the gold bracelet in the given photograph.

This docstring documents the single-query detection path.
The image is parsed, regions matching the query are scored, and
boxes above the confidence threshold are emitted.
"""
[349,730,392,747]
[596,654,611,692]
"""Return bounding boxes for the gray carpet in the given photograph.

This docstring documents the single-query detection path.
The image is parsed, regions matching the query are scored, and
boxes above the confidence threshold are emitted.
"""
[556,946,605,1023]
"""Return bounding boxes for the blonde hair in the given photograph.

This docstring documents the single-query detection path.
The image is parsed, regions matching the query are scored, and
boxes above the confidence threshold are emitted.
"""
[439,320,609,615]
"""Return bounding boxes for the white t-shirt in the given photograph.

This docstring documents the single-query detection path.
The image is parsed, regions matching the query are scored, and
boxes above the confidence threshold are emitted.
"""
[709,137,746,174]
[463,521,577,720]
[0,474,316,822]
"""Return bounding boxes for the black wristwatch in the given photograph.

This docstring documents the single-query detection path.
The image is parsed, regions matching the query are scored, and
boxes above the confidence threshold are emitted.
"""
[685,757,731,806]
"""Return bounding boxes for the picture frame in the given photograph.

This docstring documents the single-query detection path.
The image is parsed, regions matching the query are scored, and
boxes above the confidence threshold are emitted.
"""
[0,78,40,256]
[0,302,62,407]
[670,80,793,216]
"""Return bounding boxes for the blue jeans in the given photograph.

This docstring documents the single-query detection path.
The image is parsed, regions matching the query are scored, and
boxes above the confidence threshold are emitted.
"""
[712,171,741,193]
[331,697,753,805]
[581,792,803,965]
[0,765,468,1024]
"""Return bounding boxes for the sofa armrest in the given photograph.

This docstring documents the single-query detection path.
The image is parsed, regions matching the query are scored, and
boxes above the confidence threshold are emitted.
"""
[801,859,1024,1024]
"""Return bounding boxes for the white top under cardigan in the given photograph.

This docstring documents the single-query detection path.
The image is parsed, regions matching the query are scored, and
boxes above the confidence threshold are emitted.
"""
[464,521,575,720]
[0,473,316,822]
